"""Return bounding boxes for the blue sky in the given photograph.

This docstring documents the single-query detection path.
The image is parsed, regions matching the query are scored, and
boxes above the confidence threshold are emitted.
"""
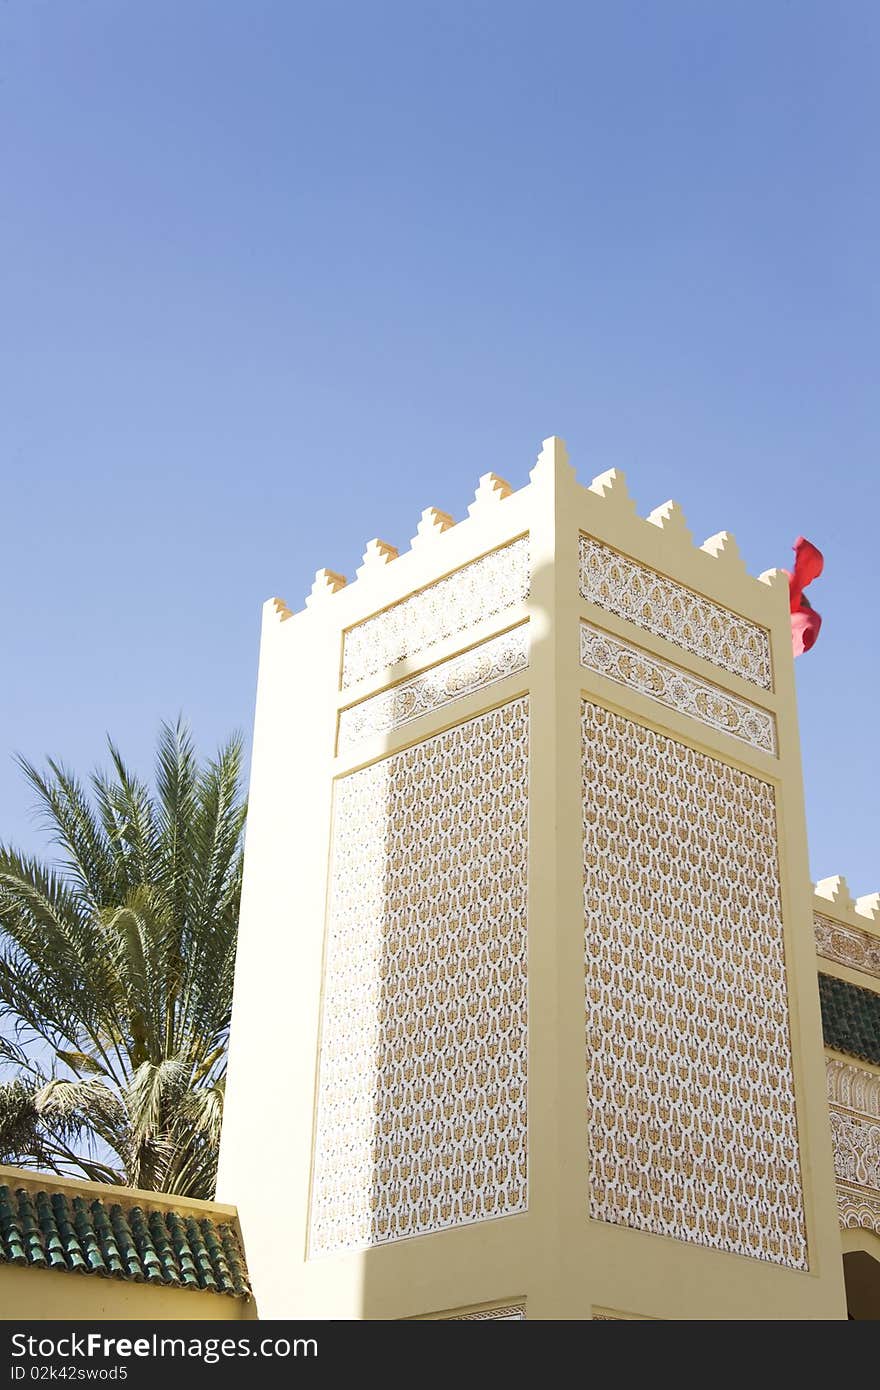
[1,1,877,894]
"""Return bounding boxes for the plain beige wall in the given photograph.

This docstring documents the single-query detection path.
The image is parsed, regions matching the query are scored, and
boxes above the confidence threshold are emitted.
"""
[0,1263,251,1321]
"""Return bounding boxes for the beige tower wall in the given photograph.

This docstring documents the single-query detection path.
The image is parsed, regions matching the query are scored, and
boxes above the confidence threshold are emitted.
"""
[218,439,846,1319]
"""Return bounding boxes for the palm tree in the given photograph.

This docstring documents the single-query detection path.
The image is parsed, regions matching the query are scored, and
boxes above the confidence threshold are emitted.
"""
[0,720,245,1199]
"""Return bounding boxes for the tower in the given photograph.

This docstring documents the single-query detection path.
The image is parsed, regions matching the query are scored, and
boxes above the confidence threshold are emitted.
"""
[217,437,846,1319]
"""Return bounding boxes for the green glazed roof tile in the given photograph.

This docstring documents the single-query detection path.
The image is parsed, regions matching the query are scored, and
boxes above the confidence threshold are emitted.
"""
[166,1210,200,1288]
[0,1183,249,1297]
[108,1203,145,1280]
[819,972,880,1065]
[185,1216,218,1291]
[199,1219,232,1289]
[219,1224,249,1296]
[129,1206,166,1283]
[16,1190,47,1267]
[0,1187,27,1264]
[89,1201,124,1276]
[35,1192,68,1271]
[51,1193,88,1272]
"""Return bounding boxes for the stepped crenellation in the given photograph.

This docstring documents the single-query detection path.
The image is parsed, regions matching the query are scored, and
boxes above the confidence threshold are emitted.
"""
[815,875,880,928]
[275,437,793,622]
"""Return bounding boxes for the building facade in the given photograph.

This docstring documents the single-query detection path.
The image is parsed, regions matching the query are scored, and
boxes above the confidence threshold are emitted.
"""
[217,437,880,1319]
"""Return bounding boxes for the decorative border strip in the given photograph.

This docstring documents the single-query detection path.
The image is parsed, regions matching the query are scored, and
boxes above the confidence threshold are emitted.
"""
[838,1183,880,1236]
[338,626,529,753]
[816,914,880,981]
[578,535,772,690]
[579,622,777,755]
[450,1304,526,1321]
[592,1309,651,1321]
[342,536,530,690]
[827,1057,880,1117]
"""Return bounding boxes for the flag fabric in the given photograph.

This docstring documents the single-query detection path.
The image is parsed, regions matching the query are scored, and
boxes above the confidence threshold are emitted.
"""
[787,536,823,656]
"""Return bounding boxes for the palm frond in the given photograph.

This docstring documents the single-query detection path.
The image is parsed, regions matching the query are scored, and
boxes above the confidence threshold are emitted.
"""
[0,719,245,1197]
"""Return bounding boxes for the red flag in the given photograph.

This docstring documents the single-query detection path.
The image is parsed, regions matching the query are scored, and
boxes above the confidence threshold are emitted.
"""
[787,536,823,656]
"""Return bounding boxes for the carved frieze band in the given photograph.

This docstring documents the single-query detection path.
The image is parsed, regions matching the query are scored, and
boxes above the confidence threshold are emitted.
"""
[827,1057,880,1116]
[337,626,529,753]
[827,1058,880,1234]
[838,1185,880,1235]
[579,623,776,755]
[449,1305,526,1321]
[815,914,880,981]
[578,535,772,690]
[342,537,530,690]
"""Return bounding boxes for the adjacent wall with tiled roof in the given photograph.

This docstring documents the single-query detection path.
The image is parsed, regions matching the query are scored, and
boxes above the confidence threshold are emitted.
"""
[0,1165,252,1321]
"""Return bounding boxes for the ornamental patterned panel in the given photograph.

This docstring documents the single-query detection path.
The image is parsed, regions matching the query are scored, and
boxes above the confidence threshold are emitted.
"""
[310,699,529,1257]
[830,1112,880,1191]
[342,537,530,690]
[582,702,807,1268]
[827,1058,880,1236]
[579,623,776,754]
[337,626,529,753]
[815,914,880,981]
[578,536,772,690]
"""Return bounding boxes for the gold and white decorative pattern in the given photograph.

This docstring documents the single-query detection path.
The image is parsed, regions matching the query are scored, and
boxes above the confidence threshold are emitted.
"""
[579,623,776,754]
[337,626,529,753]
[815,914,880,981]
[578,535,772,690]
[827,1058,880,1235]
[838,1187,880,1234]
[310,700,530,1256]
[342,537,530,690]
[831,1112,880,1192]
[582,702,807,1268]
[827,1057,880,1116]
[449,1305,526,1320]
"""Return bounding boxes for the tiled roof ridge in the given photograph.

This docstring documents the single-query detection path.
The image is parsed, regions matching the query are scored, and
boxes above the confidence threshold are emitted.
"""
[0,1181,249,1297]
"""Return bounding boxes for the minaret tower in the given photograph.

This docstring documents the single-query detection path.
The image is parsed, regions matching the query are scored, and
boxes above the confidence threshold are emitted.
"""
[218,438,845,1319]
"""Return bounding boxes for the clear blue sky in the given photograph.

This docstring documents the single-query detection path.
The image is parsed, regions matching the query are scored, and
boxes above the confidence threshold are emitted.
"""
[1,1,877,894]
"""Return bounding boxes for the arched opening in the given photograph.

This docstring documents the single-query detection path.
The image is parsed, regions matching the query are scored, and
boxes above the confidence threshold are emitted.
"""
[844,1250,880,1320]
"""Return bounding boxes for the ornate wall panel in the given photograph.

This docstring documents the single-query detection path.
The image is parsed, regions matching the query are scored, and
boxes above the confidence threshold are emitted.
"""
[815,914,880,981]
[337,626,528,753]
[827,1058,880,1236]
[579,623,776,754]
[578,536,772,690]
[342,537,529,690]
[582,702,807,1268]
[310,699,529,1257]
[831,1112,880,1192]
